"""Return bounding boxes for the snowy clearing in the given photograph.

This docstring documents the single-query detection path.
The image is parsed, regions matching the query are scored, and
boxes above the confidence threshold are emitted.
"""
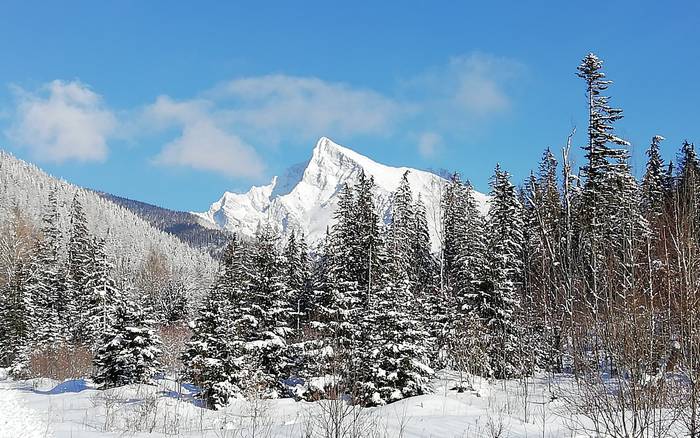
[0,370,597,438]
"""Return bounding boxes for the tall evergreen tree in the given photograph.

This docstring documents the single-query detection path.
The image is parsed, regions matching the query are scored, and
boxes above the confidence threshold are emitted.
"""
[642,136,667,220]
[354,172,384,301]
[28,189,68,348]
[577,52,632,308]
[352,172,434,405]
[233,224,293,397]
[356,277,433,406]
[388,171,415,285]
[66,192,94,339]
[80,238,122,348]
[0,261,32,375]
[442,175,488,313]
[283,231,311,333]
[578,53,630,202]
[410,195,436,292]
[484,165,527,379]
[182,235,251,408]
[313,184,362,358]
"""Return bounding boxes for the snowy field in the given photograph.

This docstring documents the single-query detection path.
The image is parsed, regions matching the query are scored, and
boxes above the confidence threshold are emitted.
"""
[0,369,596,438]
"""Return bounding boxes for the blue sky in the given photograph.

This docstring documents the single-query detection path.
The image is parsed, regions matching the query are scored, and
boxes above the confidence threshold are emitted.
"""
[1,1,698,211]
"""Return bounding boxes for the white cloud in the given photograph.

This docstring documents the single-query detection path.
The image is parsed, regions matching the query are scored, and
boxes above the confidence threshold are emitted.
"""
[212,75,404,143]
[141,52,522,177]
[143,76,402,178]
[406,52,522,118]
[6,80,116,162]
[417,132,441,158]
[146,96,264,178]
[450,53,520,115]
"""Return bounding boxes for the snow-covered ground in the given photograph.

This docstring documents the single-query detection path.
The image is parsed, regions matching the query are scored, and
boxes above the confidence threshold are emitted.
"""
[0,370,594,438]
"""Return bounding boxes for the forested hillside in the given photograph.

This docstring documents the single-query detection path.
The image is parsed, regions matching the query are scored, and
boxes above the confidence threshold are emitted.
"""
[98,192,231,257]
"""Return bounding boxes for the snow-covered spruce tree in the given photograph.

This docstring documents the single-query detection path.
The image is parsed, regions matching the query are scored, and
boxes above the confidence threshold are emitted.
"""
[0,261,33,375]
[27,189,69,349]
[320,186,365,338]
[410,194,442,365]
[283,231,311,333]
[354,171,384,298]
[354,175,433,406]
[441,174,487,308]
[455,182,489,315]
[234,223,293,398]
[483,165,527,379]
[181,236,250,408]
[386,173,436,290]
[92,298,162,389]
[642,136,667,221]
[309,185,362,377]
[306,175,387,401]
[433,174,466,364]
[66,193,94,341]
[181,284,242,409]
[387,171,415,284]
[356,278,433,405]
[411,195,436,292]
[0,207,36,374]
[436,174,489,370]
[80,237,122,349]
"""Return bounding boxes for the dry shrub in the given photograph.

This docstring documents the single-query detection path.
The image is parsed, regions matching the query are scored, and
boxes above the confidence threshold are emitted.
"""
[158,322,191,375]
[29,345,93,379]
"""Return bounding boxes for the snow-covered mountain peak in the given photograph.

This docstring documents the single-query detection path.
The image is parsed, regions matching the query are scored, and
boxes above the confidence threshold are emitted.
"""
[195,137,488,250]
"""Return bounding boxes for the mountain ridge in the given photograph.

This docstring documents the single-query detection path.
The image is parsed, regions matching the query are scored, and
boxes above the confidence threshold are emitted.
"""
[96,191,231,258]
[195,137,489,250]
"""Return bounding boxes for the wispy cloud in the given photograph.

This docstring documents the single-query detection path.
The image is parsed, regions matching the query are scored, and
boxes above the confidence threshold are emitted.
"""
[2,51,524,174]
[145,95,265,178]
[213,75,406,144]
[141,75,405,177]
[448,53,521,115]
[6,80,117,163]
[145,53,522,169]
[405,52,524,117]
[417,132,442,158]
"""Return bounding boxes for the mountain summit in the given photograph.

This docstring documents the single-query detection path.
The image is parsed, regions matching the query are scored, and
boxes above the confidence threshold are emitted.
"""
[195,137,488,250]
